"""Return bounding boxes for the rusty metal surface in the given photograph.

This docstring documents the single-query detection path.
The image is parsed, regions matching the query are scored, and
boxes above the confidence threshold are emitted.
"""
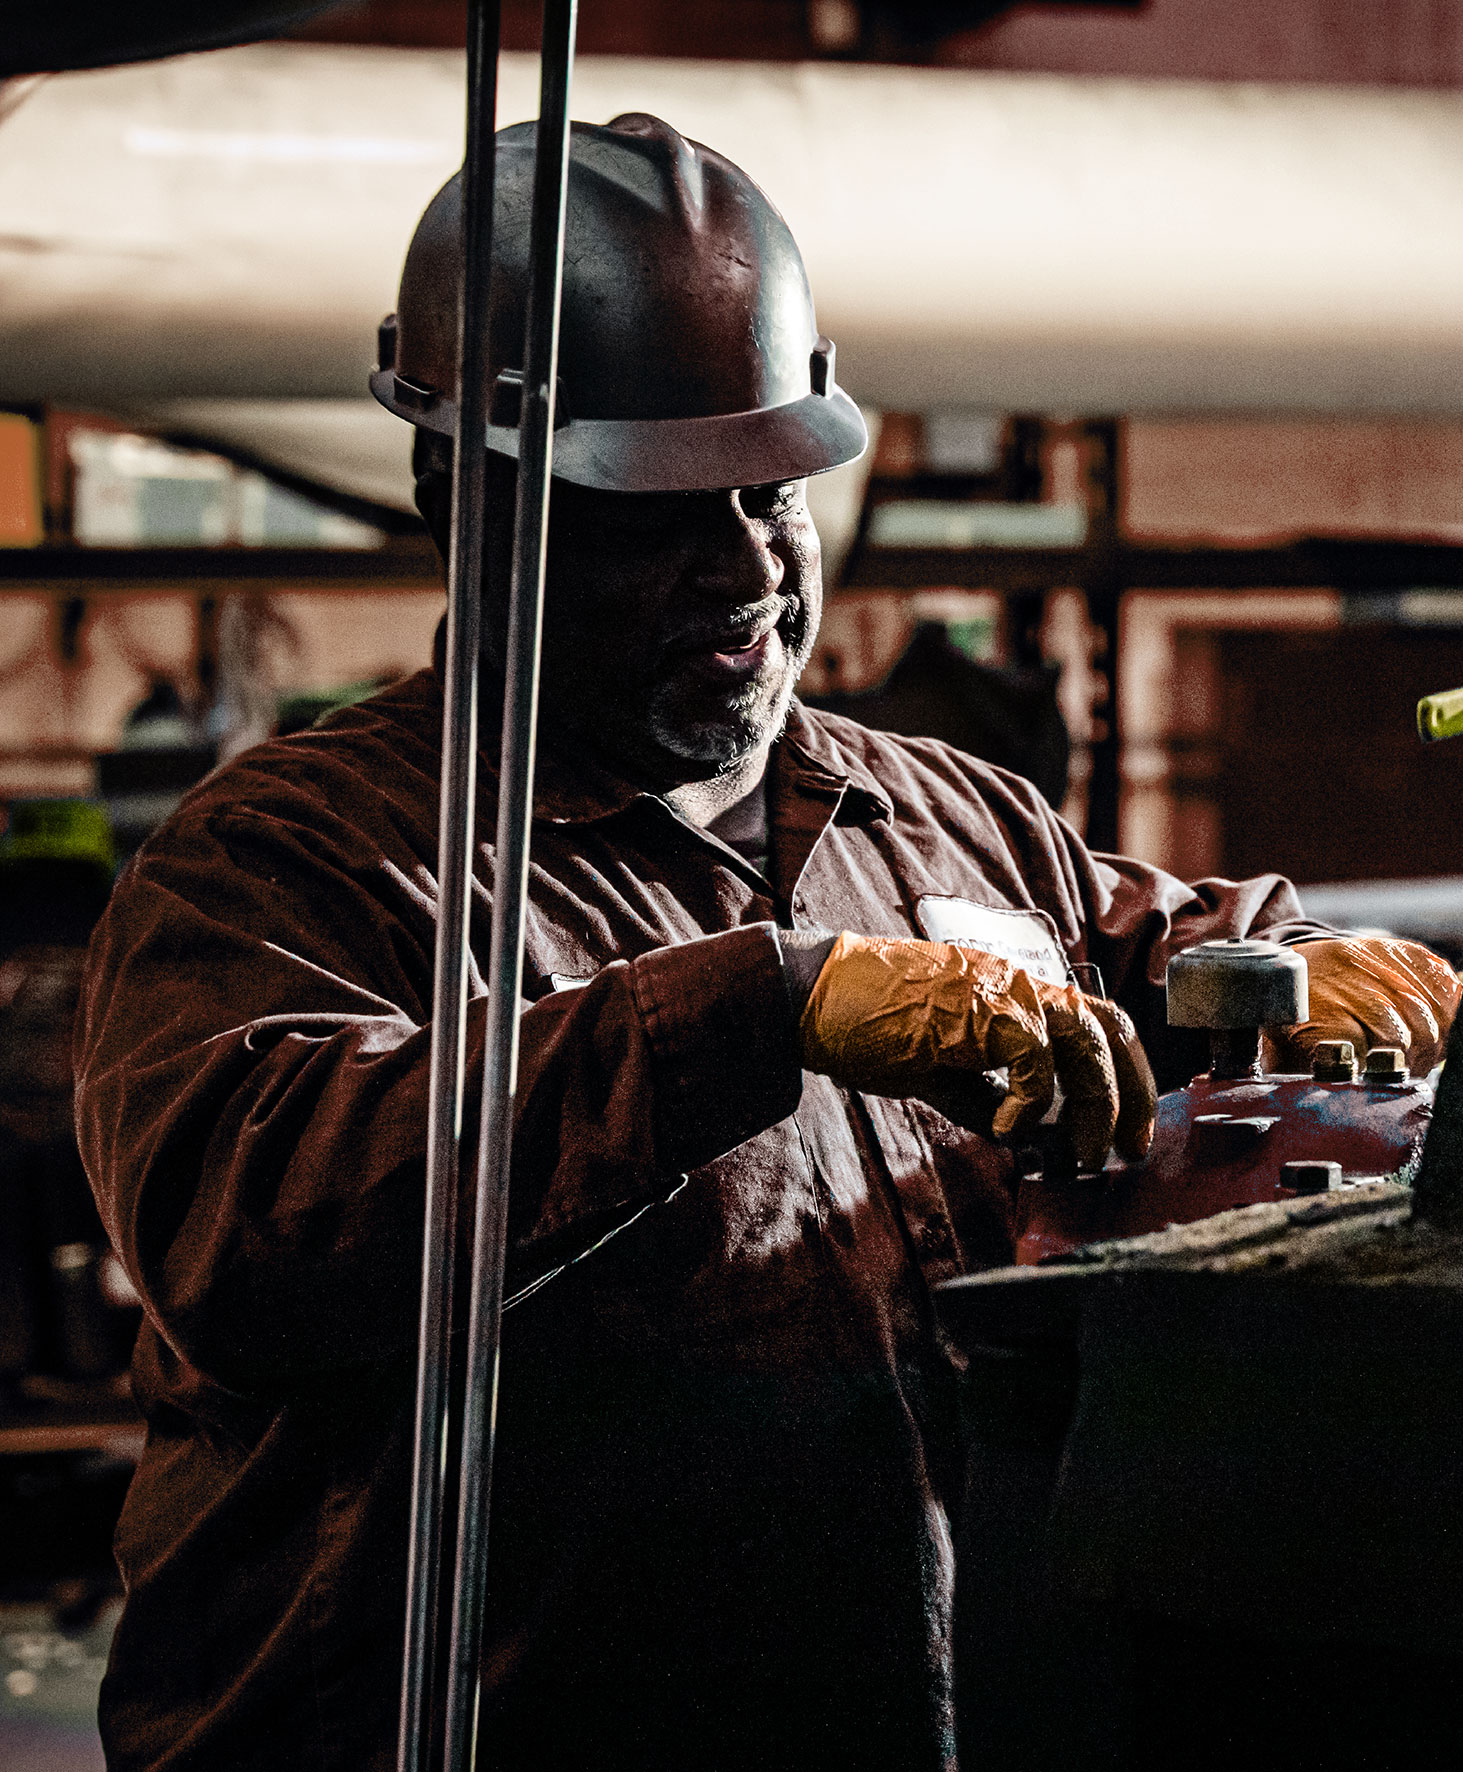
[1013,1070,1431,1265]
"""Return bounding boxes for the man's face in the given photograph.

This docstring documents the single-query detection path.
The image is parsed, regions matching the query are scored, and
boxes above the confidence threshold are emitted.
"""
[491,469,823,788]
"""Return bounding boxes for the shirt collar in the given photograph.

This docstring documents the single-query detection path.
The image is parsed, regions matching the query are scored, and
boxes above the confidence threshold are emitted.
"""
[526,702,896,832]
[775,701,895,826]
[526,702,897,831]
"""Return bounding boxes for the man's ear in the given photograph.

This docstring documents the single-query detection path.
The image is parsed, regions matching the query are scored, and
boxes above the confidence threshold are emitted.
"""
[412,428,454,560]
[413,435,523,573]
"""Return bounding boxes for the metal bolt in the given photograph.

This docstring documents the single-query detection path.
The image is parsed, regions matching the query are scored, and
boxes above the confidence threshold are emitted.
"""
[1281,1159,1342,1195]
[1193,1113,1278,1152]
[1312,1040,1358,1083]
[1365,1045,1408,1082]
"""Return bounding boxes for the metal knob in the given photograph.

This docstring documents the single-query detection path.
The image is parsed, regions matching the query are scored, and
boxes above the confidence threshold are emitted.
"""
[1167,938,1309,1079]
[1167,939,1309,1030]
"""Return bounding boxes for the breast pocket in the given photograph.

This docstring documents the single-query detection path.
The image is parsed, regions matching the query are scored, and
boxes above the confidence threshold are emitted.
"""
[548,972,593,993]
[915,895,1082,989]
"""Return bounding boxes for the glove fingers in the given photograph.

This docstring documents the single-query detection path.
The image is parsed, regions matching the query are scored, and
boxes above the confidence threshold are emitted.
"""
[987,1010,1056,1143]
[1276,1001,1424,1073]
[1289,938,1461,1076]
[1391,940,1461,995]
[1267,1012,1368,1073]
[1035,987,1120,1173]
[1085,996,1158,1160]
[1404,947,1462,1067]
[1369,967,1452,1071]
[915,1069,1016,1140]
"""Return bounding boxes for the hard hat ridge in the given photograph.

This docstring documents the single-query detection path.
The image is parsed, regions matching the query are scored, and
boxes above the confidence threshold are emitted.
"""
[597,112,709,225]
[371,113,867,494]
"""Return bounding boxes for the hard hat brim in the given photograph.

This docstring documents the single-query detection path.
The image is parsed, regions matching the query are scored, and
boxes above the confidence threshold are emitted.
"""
[371,369,867,493]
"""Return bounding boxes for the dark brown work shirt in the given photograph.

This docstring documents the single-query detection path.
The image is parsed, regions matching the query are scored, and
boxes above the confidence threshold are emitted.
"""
[74,670,1325,1771]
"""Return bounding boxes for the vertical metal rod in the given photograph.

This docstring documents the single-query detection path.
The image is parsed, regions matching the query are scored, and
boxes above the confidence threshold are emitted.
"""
[443,1,577,1766]
[397,5,500,1769]
[1083,417,1123,853]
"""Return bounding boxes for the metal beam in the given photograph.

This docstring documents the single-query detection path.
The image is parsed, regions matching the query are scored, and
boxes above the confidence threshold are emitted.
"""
[1083,419,1122,853]
[8,534,1463,597]
[0,540,439,586]
[841,539,1463,594]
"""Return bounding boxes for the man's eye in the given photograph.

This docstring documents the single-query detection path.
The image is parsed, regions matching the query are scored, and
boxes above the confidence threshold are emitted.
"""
[741,482,805,521]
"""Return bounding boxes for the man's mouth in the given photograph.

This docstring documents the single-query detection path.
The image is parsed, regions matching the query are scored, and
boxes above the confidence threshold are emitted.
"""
[676,610,788,682]
[710,628,778,672]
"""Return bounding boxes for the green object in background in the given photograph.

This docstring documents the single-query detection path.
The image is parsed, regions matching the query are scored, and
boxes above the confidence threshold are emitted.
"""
[945,617,998,663]
[1418,687,1463,742]
[0,800,115,876]
[275,679,385,737]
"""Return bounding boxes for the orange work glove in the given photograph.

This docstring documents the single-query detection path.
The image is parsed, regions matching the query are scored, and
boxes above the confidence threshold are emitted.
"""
[799,932,1157,1172]
[1265,937,1461,1078]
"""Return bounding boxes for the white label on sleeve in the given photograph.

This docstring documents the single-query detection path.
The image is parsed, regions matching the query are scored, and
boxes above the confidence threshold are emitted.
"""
[549,973,591,993]
[915,895,1071,986]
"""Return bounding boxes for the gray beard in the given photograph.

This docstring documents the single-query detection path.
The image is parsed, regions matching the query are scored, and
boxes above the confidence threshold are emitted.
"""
[642,642,807,769]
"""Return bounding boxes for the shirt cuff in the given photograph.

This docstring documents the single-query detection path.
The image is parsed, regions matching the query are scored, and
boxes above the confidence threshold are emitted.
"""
[629,922,805,1172]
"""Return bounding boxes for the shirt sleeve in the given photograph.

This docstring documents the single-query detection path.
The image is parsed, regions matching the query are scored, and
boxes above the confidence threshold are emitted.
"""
[73,803,802,1395]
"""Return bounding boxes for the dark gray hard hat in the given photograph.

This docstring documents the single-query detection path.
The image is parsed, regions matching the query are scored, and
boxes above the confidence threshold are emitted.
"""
[370,112,867,493]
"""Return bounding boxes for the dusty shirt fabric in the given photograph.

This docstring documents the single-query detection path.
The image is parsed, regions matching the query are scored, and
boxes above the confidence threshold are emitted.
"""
[74,668,1326,1772]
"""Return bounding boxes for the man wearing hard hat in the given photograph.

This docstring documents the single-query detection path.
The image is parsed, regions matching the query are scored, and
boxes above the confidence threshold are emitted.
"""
[75,116,1458,1772]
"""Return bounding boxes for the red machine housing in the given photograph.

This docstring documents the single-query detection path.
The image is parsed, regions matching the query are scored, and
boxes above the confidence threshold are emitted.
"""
[1014,1065,1432,1265]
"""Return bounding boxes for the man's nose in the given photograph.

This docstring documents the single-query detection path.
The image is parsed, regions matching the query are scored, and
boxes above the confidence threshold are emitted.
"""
[692,491,785,604]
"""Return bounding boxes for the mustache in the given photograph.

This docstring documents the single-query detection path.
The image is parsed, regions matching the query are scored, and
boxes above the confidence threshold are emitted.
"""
[666,596,803,654]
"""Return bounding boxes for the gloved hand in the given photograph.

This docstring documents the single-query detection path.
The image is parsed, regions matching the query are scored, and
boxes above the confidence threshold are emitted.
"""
[1265,936,1461,1077]
[798,932,1157,1171]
